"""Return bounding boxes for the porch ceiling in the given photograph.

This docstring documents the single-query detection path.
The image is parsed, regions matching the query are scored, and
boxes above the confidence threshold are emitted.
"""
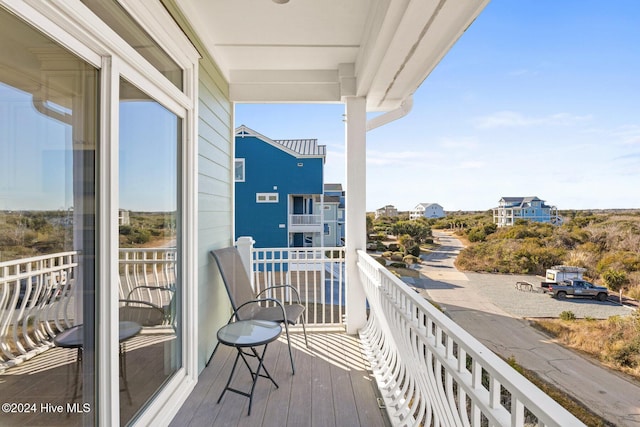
[175,0,490,112]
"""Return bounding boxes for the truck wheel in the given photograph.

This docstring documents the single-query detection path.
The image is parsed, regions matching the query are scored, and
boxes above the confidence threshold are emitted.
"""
[556,291,567,299]
[596,293,607,302]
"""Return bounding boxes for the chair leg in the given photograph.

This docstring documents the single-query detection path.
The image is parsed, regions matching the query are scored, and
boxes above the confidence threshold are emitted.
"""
[301,316,309,348]
[283,322,295,375]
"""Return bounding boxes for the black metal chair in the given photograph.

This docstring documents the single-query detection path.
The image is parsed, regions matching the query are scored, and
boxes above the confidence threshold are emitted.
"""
[206,246,308,374]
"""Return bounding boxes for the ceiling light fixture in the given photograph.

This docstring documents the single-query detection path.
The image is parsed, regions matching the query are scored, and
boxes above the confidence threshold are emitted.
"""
[272,0,290,4]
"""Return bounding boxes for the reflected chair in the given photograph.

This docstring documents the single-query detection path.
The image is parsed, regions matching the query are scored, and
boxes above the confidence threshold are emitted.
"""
[120,285,175,327]
[206,247,308,374]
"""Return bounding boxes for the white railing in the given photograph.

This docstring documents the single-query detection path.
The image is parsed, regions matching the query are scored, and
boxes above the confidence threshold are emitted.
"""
[118,248,176,310]
[0,248,176,371]
[357,250,584,427]
[289,214,322,226]
[0,251,78,370]
[250,247,345,325]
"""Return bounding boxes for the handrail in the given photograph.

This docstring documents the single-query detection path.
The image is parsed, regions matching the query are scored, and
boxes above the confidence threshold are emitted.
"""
[250,246,345,325]
[356,250,584,427]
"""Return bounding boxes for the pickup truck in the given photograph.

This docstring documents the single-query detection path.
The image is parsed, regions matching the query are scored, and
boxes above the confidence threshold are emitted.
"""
[540,265,585,293]
[548,279,609,301]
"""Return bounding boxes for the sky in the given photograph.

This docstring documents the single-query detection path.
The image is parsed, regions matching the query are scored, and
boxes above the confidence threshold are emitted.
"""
[236,0,640,212]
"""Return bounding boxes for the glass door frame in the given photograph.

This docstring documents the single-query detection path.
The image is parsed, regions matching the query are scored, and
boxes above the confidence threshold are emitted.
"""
[1,1,199,425]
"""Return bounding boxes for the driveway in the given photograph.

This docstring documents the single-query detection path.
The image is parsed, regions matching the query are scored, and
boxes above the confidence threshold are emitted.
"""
[406,231,640,427]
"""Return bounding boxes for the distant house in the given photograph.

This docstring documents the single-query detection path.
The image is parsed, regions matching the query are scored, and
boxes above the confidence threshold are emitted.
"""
[492,196,560,227]
[321,184,345,246]
[118,209,130,226]
[235,125,326,247]
[375,205,398,219]
[410,203,445,220]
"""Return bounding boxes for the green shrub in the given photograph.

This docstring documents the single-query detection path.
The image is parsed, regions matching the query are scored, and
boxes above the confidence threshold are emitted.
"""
[390,252,404,261]
[375,256,387,266]
[403,255,419,265]
[406,244,421,257]
[559,311,576,321]
[389,262,407,269]
[608,339,640,368]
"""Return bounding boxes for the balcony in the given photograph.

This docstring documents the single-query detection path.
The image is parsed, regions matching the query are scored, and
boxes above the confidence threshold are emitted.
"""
[0,247,582,426]
[173,246,582,426]
[288,214,323,233]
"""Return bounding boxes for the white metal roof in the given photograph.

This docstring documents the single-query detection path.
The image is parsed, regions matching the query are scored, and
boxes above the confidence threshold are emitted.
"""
[176,0,490,112]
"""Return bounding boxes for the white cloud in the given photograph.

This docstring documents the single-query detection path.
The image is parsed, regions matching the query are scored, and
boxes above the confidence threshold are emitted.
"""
[438,136,479,150]
[473,111,592,129]
[612,125,640,145]
[366,149,439,166]
[458,161,485,169]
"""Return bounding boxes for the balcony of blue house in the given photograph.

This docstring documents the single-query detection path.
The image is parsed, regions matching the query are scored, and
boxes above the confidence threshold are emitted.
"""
[288,213,323,233]
[288,193,323,236]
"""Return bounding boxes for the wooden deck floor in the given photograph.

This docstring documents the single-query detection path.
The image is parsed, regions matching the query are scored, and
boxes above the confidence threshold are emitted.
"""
[170,330,389,427]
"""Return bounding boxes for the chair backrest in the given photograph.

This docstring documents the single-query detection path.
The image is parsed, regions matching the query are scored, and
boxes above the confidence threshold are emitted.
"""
[211,247,260,320]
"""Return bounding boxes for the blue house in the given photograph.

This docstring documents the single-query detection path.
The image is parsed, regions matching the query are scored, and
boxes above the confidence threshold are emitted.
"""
[492,196,561,227]
[235,125,326,248]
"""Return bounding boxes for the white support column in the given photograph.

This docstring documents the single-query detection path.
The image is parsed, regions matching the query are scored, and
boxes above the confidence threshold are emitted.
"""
[344,97,367,334]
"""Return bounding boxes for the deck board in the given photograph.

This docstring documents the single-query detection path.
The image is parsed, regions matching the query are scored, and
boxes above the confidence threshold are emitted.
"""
[171,330,389,427]
[0,330,388,427]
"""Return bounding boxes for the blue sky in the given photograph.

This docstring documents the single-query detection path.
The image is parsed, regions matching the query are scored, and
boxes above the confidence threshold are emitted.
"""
[236,0,640,212]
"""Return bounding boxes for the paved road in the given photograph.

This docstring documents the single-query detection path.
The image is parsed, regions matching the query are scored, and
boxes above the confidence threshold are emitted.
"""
[407,231,640,427]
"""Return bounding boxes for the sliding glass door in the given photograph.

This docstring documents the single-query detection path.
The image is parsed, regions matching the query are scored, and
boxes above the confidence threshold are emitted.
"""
[0,8,99,426]
[118,78,182,424]
[0,1,195,425]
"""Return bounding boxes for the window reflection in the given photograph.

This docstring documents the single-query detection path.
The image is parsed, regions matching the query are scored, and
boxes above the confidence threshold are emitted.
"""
[0,8,98,427]
[118,79,181,425]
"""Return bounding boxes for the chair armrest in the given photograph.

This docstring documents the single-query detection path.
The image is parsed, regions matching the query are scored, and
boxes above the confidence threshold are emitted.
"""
[120,298,164,310]
[126,285,175,300]
[228,298,287,323]
[256,285,302,304]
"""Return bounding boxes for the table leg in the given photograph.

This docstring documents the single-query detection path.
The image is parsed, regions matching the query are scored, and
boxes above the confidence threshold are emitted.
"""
[216,343,278,416]
[120,342,133,405]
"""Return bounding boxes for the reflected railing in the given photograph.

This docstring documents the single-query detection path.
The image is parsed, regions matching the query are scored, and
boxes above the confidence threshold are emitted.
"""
[0,248,176,371]
[0,251,77,370]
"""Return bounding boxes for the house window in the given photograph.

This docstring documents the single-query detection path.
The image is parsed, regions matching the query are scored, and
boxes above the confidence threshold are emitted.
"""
[235,159,245,182]
[324,224,331,235]
[256,192,278,203]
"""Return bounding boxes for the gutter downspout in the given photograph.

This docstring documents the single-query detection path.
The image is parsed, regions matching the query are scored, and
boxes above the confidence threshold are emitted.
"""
[365,95,413,132]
